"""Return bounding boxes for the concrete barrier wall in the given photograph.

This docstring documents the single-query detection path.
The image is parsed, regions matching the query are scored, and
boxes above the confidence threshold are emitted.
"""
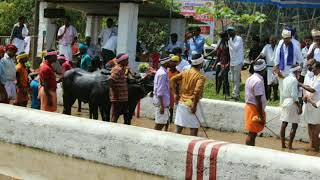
[139,97,310,142]
[1,104,320,179]
[57,86,309,142]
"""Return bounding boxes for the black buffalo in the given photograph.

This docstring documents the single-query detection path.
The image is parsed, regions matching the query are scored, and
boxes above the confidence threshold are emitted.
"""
[62,68,153,123]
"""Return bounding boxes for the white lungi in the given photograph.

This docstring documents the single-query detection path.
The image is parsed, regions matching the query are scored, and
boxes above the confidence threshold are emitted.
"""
[155,107,170,124]
[280,98,300,124]
[302,103,320,125]
[59,44,72,62]
[4,81,16,100]
[175,103,204,128]
[12,38,25,55]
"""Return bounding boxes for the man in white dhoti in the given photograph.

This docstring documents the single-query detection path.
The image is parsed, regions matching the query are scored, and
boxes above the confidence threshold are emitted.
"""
[0,45,18,103]
[57,16,77,62]
[300,61,320,152]
[170,53,206,136]
[280,65,302,149]
[10,16,28,55]
[273,29,304,105]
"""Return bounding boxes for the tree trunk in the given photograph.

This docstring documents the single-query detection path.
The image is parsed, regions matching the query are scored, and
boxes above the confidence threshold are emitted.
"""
[245,3,257,44]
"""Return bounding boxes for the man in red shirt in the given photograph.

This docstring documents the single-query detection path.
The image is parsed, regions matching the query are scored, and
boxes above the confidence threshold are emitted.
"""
[38,49,58,112]
[58,54,72,75]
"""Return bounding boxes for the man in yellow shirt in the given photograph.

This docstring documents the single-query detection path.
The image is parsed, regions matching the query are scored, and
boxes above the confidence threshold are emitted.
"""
[171,53,206,136]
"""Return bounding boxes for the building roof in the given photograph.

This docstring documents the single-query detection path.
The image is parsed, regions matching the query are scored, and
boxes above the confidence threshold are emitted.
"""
[40,0,186,18]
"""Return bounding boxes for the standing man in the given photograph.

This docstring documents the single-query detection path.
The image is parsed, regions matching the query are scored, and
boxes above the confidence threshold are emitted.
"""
[101,32,117,66]
[173,47,190,72]
[109,53,130,125]
[244,59,267,146]
[186,27,205,60]
[171,53,206,136]
[0,45,18,103]
[85,36,97,58]
[256,36,278,101]
[10,16,29,54]
[279,65,302,149]
[300,59,316,150]
[79,44,92,72]
[57,16,78,63]
[301,35,313,79]
[99,19,117,64]
[308,29,320,62]
[214,31,230,96]
[15,52,29,107]
[165,33,183,54]
[0,46,7,103]
[300,61,320,152]
[273,29,304,105]
[227,26,244,101]
[153,57,172,131]
[38,50,58,112]
[166,55,180,131]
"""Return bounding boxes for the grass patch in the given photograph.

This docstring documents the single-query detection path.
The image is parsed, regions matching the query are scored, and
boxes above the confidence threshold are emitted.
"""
[203,80,280,107]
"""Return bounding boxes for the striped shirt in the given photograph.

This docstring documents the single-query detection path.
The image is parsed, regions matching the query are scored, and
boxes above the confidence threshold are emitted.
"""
[109,65,128,102]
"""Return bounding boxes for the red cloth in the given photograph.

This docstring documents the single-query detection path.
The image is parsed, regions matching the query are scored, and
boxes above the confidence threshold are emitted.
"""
[5,44,17,53]
[150,52,160,70]
[62,61,72,75]
[0,46,5,54]
[39,61,57,91]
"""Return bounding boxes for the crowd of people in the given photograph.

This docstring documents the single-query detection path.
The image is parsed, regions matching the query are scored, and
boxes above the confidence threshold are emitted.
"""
[244,27,320,152]
[4,14,320,152]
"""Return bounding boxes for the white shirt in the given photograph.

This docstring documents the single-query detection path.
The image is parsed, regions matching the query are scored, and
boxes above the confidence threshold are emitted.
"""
[228,35,244,66]
[176,59,190,72]
[261,44,277,66]
[274,42,304,76]
[310,75,320,107]
[102,36,117,53]
[282,73,299,106]
[301,46,310,76]
[165,41,183,52]
[99,27,117,48]
[57,25,77,46]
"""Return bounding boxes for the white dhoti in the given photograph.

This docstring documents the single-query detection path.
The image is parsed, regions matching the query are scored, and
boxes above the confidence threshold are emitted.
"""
[267,67,278,85]
[12,38,25,55]
[4,81,16,100]
[58,44,72,62]
[278,77,286,105]
[155,107,170,124]
[302,103,320,125]
[280,98,300,124]
[175,103,204,128]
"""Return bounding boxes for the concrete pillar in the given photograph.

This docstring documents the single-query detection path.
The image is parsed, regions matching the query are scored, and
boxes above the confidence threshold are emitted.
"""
[117,3,139,70]
[85,16,94,37]
[37,2,57,56]
[170,19,186,42]
[92,16,100,45]
[86,16,101,45]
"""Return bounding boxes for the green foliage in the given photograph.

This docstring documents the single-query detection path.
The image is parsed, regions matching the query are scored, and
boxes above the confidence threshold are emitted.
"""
[137,20,169,52]
[138,63,149,73]
[196,2,267,29]
[0,0,34,35]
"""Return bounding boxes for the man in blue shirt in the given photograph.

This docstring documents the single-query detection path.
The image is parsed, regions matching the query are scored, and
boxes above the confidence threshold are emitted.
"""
[30,73,40,109]
[79,44,92,72]
[186,27,205,60]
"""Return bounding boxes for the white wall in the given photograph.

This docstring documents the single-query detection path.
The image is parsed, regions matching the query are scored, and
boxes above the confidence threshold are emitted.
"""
[0,104,320,180]
[57,88,308,142]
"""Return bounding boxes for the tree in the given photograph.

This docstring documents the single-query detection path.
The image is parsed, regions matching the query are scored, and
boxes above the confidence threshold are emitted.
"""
[196,2,266,31]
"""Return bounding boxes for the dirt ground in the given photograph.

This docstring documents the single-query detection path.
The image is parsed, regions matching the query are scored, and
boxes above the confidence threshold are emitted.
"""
[61,106,320,158]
